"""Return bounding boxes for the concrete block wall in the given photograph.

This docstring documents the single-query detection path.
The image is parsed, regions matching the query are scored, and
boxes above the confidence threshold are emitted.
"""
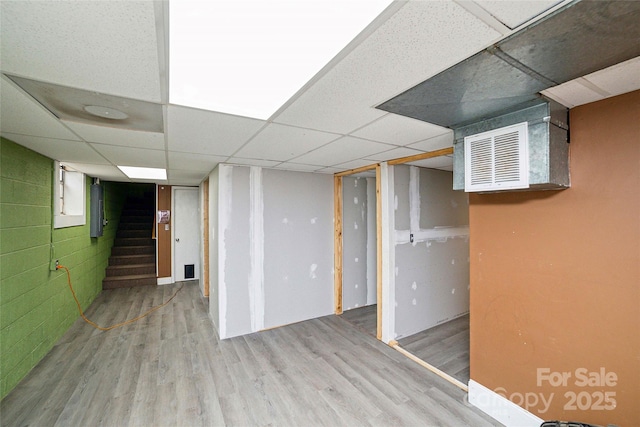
[0,138,128,399]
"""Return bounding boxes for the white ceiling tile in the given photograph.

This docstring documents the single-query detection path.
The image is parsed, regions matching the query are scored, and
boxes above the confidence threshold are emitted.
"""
[407,155,453,169]
[273,162,324,173]
[62,163,129,181]
[1,133,107,164]
[63,121,165,150]
[364,146,423,162]
[167,169,207,186]
[0,76,81,140]
[541,80,603,109]
[0,1,162,102]
[333,159,377,170]
[8,76,163,133]
[274,1,501,133]
[292,136,394,167]
[474,0,563,29]
[235,123,340,161]
[226,158,281,168]
[543,57,640,108]
[91,144,166,168]
[167,105,265,156]
[168,151,226,172]
[352,114,449,146]
[316,166,346,174]
[583,56,640,98]
[406,132,454,152]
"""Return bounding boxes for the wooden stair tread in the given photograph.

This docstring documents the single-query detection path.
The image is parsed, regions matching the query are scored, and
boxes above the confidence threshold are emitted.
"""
[103,273,156,281]
[103,194,157,290]
[107,263,155,269]
[113,245,154,249]
[110,253,154,259]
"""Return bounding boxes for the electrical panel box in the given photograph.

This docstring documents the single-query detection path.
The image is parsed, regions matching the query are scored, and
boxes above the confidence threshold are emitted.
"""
[90,183,104,237]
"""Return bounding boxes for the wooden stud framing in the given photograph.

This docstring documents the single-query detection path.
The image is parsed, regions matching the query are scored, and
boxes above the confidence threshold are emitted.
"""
[391,342,469,392]
[334,163,377,178]
[334,148,453,333]
[387,147,453,165]
[334,175,343,314]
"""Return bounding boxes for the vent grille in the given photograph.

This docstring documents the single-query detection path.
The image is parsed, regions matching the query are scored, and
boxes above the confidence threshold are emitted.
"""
[464,122,528,192]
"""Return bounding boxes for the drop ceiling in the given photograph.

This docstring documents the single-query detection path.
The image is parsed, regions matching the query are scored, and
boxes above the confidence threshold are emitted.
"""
[378,0,640,128]
[1,0,639,186]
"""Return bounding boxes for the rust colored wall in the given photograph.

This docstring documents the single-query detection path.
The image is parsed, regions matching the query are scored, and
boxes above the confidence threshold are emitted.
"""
[157,185,172,278]
[469,90,639,426]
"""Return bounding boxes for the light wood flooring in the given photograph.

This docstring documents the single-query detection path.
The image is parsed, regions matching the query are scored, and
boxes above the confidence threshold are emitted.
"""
[341,306,470,385]
[340,304,377,337]
[1,283,497,426]
[397,315,471,385]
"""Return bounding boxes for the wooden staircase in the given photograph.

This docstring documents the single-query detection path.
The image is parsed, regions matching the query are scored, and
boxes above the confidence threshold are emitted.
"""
[102,194,156,290]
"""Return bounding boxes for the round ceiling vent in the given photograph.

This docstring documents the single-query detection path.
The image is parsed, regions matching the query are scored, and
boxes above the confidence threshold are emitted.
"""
[83,105,128,120]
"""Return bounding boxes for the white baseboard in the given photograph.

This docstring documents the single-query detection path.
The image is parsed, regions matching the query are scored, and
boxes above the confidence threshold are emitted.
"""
[157,277,173,286]
[468,379,544,427]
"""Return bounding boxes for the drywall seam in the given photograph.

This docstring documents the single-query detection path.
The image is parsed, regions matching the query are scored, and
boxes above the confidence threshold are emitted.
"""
[395,226,470,245]
[249,166,265,332]
[380,162,396,343]
[218,164,232,339]
[409,166,420,233]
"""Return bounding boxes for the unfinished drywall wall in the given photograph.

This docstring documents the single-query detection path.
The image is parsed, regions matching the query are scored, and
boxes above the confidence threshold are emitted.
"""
[211,165,334,338]
[395,237,469,337]
[208,167,219,333]
[419,167,468,228]
[342,176,369,310]
[218,164,252,338]
[393,165,469,339]
[469,90,640,427]
[366,177,377,306]
[263,169,334,328]
[394,165,411,230]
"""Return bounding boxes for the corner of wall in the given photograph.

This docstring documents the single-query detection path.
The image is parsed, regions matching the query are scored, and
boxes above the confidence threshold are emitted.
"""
[469,380,543,427]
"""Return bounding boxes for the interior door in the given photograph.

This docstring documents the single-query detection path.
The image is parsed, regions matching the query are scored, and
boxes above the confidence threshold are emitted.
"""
[173,187,200,282]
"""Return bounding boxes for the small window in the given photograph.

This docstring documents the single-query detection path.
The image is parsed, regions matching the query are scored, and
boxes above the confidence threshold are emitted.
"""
[54,162,86,228]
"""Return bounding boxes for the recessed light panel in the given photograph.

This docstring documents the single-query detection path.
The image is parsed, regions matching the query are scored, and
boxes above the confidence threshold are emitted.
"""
[170,0,393,120]
[118,166,167,180]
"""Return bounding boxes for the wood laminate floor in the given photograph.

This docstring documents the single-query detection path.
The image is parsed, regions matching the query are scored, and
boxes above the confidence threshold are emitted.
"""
[340,304,377,337]
[1,283,497,426]
[398,315,471,385]
[341,306,470,385]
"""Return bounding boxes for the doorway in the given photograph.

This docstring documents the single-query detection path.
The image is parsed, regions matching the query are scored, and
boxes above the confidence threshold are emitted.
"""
[172,187,200,282]
[388,160,470,390]
[339,172,378,336]
[333,147,470,391]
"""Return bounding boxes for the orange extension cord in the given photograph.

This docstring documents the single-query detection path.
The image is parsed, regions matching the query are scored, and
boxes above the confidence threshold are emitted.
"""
[57,265,184,331]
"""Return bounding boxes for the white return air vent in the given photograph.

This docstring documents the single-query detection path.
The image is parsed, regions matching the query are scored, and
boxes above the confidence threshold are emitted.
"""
[453,99,570,192]
[464,122,528,192]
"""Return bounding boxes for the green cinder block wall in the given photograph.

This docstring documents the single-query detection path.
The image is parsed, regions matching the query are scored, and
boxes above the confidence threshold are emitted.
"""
[0,137,130,399]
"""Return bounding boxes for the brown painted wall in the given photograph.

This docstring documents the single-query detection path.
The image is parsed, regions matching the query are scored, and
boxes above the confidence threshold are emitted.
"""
[469,90,639,426]
[157,185,172,278]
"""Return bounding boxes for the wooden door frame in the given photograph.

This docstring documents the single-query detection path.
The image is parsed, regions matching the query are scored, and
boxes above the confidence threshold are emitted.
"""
[333,147,453,341]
